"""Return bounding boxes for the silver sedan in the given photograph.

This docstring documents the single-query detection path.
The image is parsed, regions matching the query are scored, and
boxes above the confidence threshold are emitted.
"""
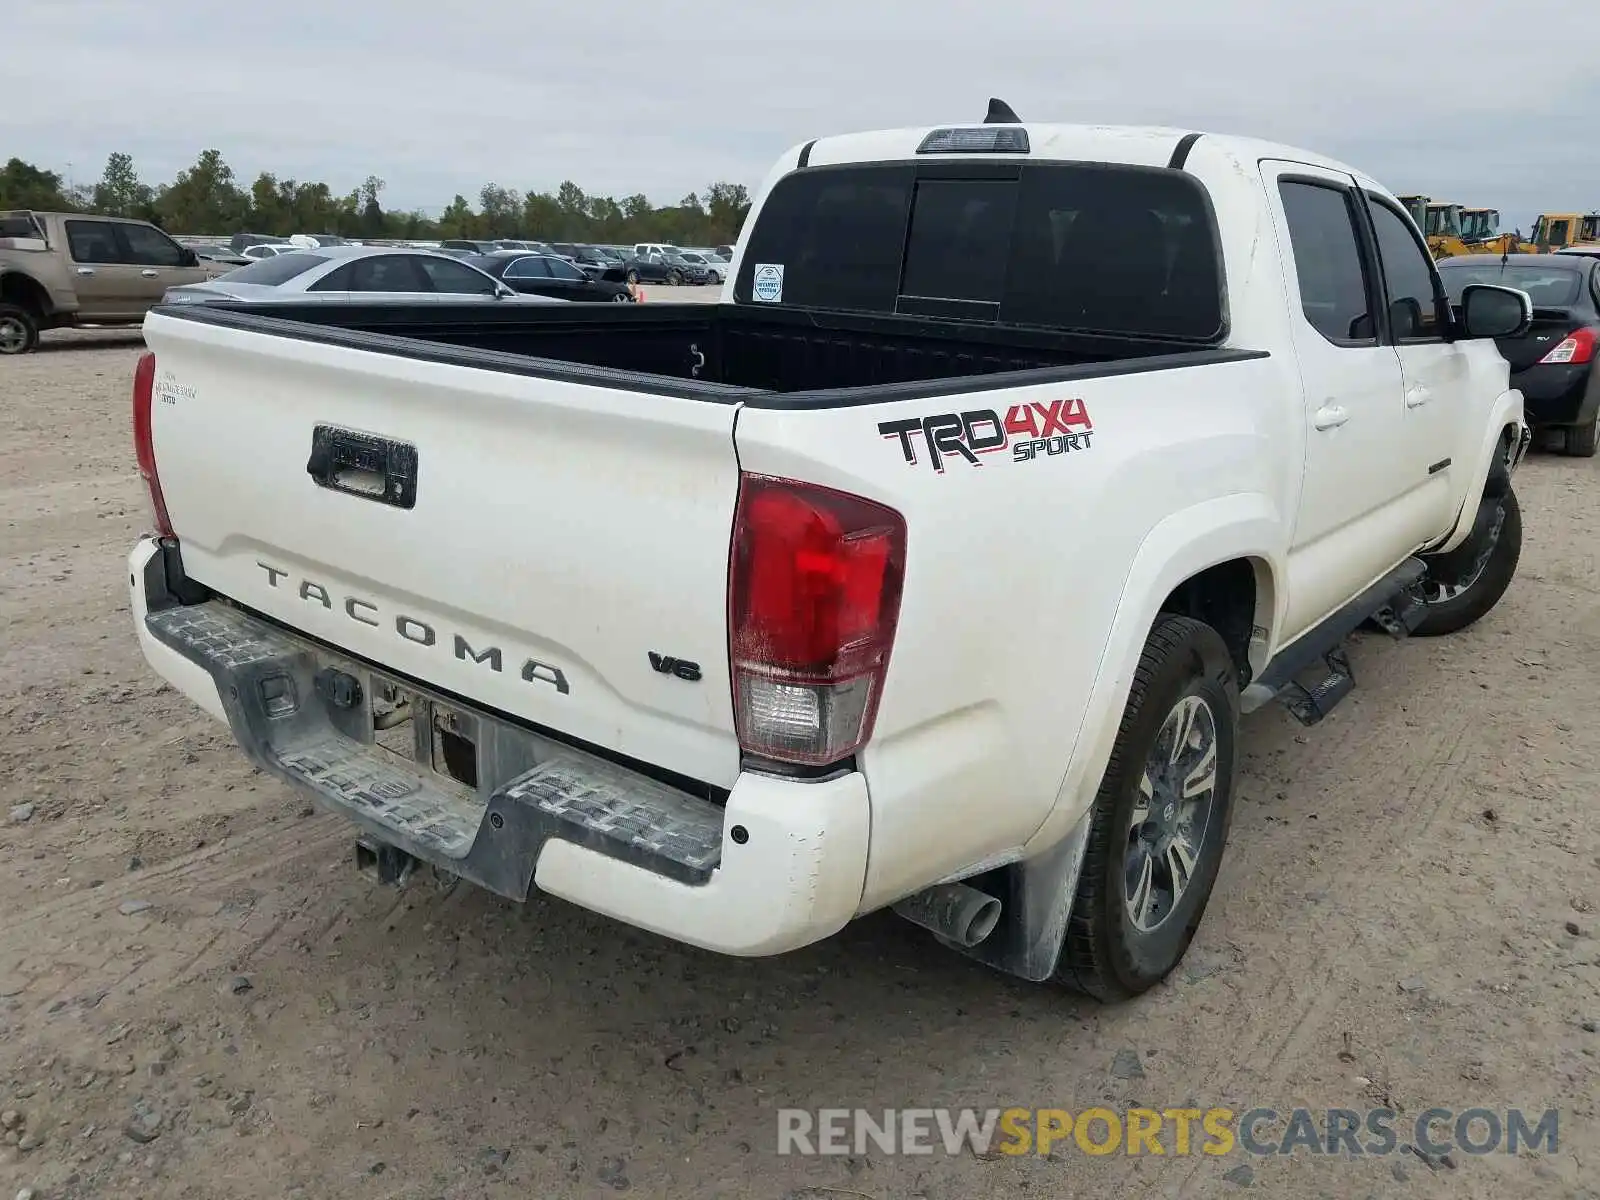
[160,245,565,306]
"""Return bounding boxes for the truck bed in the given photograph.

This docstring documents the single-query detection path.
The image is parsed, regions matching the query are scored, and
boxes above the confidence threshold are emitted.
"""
[153,300,1254,404]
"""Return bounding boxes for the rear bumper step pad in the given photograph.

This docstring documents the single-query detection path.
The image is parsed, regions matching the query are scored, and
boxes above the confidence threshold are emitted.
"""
[145,601,725,898]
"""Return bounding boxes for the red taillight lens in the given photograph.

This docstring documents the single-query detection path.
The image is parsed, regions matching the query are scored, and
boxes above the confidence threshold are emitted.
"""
[729,474,906,766]
[132,351,174,537]
[1539,327,1597,365]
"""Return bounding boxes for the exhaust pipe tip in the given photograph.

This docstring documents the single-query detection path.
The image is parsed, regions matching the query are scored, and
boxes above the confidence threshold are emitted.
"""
[892,881,1003,949]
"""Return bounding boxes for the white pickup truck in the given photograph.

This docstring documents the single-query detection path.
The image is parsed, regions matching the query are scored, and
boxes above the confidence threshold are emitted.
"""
[128,106,1533,1001]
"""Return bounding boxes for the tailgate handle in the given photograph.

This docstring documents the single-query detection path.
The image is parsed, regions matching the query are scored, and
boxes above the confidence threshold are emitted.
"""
[306,425,418,509]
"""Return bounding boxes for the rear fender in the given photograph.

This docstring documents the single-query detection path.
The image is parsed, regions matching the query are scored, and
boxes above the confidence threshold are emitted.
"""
[1021,492,1283,858]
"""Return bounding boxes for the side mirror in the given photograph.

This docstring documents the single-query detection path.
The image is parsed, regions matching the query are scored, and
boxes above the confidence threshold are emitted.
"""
[495,284,515,300]
[1460,283,1532,339]
[179,248,199,267]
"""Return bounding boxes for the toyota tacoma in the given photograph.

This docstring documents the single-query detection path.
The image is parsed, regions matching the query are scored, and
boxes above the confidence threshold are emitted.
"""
[126,104,1532,999]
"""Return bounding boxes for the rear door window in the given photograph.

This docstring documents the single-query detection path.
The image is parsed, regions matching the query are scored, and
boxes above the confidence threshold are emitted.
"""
[64,219,124,264]
[214,253,327,286]
[1276,181,1375,345]
[310,255,427,292]
[504,257,551,279]
[735,160,1225,340]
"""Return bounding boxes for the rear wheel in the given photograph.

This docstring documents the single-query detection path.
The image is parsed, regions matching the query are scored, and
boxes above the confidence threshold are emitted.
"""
[0,304,39,355]
[1054,615,1238,1001]
[1565,410,1599,457]
[1414,487,1521,636]
[625,268,640,284]
[667,270,683,286]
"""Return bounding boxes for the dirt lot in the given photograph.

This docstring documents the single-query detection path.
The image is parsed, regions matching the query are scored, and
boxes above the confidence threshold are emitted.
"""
[1,329,1596,1200]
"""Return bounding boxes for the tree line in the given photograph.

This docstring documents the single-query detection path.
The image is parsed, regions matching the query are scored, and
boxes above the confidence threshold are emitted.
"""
[0,151,753,245]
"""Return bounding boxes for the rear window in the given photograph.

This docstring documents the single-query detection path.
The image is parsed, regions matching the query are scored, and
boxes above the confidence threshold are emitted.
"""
[735,161,1225,340]
[1438,263,1582,307]
[0,215,42,239]
[211,252,327,285]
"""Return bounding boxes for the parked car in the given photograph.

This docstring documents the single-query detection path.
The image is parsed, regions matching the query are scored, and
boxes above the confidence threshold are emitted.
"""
[439,239,500,256]
[129,113,1531,1000]
[185,244,252,278]
[676,251,727,284]
[546,244,627,281]
[466,252,632,302]
[240,243,299,261]
[228,232,284,253]
[288,234,354,249]
[159,245,561,306]
[1437,253,1600,455]
[1556,246,1600,260]
[622,251,705,286]
[0,209,207,353]
[493,239,548,253]
[189,243,248,264]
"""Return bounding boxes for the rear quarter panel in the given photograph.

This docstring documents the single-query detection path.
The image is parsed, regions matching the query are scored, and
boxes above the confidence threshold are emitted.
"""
[734,354,1293,909]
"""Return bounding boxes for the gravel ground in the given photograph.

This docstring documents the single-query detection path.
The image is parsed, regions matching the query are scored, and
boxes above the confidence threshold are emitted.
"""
[0,327,1596,1199]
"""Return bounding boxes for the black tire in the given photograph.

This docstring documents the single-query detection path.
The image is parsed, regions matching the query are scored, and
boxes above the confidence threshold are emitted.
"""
[610,291,630,302]
[1565,412,1599,458]
[625,269,639,284]
[1413,487,1522,636]
[0,304,40,355]
[667,271,683,286]
[1055,615,1239,1001]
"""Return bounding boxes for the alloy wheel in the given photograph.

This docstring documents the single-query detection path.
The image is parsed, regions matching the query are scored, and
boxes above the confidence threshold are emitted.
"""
[1124,694,1219,932]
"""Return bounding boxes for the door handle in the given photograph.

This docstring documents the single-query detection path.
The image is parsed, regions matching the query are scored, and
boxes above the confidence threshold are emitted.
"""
[76,267,95,276]
[141,269,159,278]
[306,425,418,509]
[1405,386,1431,409]
[1313,404,1350,431]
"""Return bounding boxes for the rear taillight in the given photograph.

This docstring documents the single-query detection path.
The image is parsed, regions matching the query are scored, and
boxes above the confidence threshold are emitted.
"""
[132,351,174,537]
[729,474,906,766]
[1539,328,1597,365]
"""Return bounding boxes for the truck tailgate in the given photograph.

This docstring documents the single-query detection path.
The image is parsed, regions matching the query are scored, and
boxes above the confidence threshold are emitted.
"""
[142,311,743,788]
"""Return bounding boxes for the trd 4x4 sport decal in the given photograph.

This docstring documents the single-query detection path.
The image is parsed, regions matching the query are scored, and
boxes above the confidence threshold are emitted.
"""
[878,399,1094,474]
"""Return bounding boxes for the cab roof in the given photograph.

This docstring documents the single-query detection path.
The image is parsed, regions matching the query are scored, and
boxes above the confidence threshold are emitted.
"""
[796,123,1379,191]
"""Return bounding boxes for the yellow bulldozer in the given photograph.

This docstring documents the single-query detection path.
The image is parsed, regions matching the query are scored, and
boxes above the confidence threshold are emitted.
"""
[1528,212,1600,252]
[1397,195,1518,258]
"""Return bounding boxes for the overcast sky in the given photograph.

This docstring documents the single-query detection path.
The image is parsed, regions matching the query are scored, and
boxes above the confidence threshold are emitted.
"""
[3,0,1591,231]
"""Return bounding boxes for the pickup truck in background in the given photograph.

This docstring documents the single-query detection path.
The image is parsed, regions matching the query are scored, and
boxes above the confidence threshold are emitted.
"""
[127,107,1532,1000]
[0,210,207,353]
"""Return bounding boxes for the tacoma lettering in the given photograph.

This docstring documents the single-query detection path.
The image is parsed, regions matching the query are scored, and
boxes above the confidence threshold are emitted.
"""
[252,561,568,694]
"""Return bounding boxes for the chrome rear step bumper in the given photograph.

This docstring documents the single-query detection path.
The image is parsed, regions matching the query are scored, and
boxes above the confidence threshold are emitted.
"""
[130,536,872,957]
[145,600,725,898]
